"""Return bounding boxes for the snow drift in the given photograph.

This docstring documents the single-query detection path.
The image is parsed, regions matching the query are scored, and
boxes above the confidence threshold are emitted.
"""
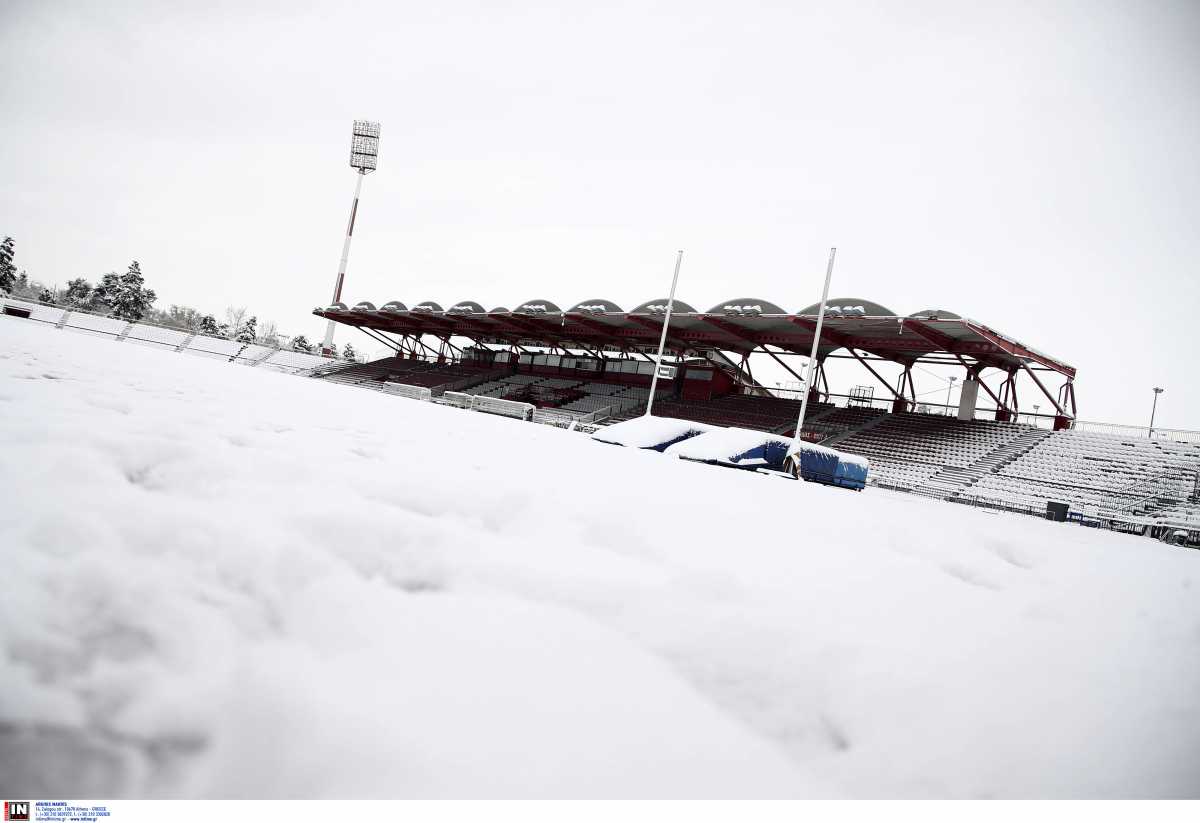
[2,318,1199,798]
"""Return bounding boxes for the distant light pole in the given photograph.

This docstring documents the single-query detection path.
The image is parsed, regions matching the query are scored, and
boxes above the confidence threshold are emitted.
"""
[1150,387,1164,438]
[945,375,957,416]
[322,120,381,356]
[1033,403,1041,426]
[645,250,684,417]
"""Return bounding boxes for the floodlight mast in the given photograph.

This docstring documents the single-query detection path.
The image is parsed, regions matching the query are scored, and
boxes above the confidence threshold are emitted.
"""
[322,120,381,356]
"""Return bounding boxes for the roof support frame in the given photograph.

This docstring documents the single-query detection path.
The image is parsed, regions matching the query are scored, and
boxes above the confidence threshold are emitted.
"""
[355,325,404,355]
[563,312,627,347]
[627,315,696,355]
[846,348,905,401]
[902,318,961,353]
[788,316,915,367]
[760,346,809,386]
[700,316,762,350]
[317,306,1080,415]
[1020,360,1069,418]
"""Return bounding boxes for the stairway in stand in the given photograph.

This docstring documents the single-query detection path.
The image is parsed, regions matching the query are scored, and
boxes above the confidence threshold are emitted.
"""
[913,427,1054,500]
[821,411,889,447]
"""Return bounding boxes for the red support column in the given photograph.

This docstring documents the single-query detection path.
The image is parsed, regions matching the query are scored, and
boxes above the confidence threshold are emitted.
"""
[995,372,1015,422]
[891,367,911,414]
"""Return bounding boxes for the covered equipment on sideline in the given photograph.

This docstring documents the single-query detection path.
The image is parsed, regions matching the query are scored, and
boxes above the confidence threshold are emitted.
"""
[664,427,792,471]
[789,443,870,491]
[592,416,715,452]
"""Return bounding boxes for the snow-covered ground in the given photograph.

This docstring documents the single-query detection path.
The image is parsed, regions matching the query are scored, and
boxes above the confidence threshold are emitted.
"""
[2,317,1199,799]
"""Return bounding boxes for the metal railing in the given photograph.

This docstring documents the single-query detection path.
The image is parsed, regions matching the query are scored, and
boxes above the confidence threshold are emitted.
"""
[532,404,622,428]
[1070,419,1200,444]
[2,296,333,374]
[471,395,535,420]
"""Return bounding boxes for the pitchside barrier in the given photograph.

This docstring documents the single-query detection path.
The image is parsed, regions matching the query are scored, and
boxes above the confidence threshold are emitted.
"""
[441,391,475,409]
[377,383,432,402]
[471,395,535,420]
[1,296,333,374]
[532,405,618,429]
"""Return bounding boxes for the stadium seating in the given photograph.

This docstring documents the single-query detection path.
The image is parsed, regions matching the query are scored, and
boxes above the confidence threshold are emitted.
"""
[124,324,191,349]
[314,354,1200,529]
[607,394,845,435]
[830,411,1200,524]
[258,349,329,373]
[833,412,1035,496]
[316,358,503,394]
[967,429,1200,520]
[458,375,668,419]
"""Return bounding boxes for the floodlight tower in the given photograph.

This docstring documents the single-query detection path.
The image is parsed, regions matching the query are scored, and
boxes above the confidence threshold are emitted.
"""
[322,120,381,356]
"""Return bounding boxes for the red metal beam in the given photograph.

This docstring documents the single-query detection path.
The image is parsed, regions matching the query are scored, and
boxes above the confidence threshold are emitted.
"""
[563,312,626,346]
[761,347,808,384]
[1020,361,1068,417]
[846,348,904,400]
[964,320,1076,379]
[700,316,761,348]
[789,317,922,365]
[902,319,960,352]
[627,315,698,352]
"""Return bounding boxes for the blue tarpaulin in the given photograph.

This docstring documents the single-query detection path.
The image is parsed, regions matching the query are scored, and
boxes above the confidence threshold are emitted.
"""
[663,428,793,470]
[796,444,869,490]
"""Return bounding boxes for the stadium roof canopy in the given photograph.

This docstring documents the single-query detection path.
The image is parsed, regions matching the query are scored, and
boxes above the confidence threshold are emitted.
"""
[319,296,1075,379]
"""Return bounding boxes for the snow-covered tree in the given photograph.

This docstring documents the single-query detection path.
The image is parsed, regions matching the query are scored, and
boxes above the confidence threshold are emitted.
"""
[291,334,312,353]
[63,278,93,308]
[38,286,57,304]
[198,314,219,336]
[91,272,120,311]
[235,315,257,343]
[0,237,15,293]
[108,261,157,322]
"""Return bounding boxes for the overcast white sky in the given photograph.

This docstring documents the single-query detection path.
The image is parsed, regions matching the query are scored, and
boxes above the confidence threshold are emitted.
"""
[2,0,1198,427]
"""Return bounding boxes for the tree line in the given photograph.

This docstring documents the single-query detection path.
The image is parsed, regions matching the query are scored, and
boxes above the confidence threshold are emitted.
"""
[0,236,355,357]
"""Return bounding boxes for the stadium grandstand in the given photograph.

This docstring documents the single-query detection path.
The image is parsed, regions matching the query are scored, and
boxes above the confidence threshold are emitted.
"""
[312,295,1200,544]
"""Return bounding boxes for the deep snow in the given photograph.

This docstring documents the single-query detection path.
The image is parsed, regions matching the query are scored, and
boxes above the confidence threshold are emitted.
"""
[2,318,1199,798]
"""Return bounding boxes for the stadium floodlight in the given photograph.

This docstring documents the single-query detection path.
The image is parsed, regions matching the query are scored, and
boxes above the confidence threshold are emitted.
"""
[322,120,382,356]
[786,247,837,467]
[644,250,684,417]
[350,120,381,172]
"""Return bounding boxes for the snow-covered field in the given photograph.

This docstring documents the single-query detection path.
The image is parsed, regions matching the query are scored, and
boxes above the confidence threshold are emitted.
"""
[2,317,1199,799]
